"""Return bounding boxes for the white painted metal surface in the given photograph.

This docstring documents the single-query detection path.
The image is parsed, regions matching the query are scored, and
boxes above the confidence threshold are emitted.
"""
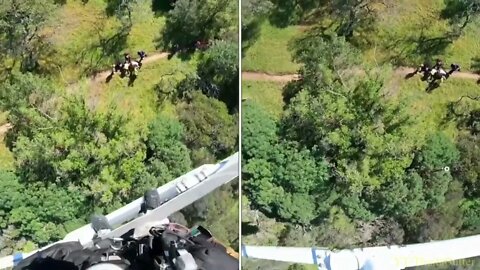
[242,234,480,270]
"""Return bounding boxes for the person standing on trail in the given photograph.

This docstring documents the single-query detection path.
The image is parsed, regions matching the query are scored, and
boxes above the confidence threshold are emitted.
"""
[137,50,146,60]
[124,52,131,63]
[111,61,121,76]
[446,63,461,78]
[137,51,147,68]
[434,58,444,70]
[414,62,431,75]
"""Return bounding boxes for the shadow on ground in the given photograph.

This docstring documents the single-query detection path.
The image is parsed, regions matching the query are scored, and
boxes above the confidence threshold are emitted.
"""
[242,222,260,236]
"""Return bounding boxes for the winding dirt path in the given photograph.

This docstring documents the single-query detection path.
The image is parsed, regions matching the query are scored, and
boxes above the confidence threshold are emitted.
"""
[241,72,300,83]
[90,52,170,84]
[86,52,170,109]
[1,50,479,137]
[243,66,480,82]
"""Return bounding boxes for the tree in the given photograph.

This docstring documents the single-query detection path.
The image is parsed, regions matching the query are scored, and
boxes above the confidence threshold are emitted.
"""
[243,141,331,225]
[241,0,273,31]
[326,0,387,40]
[455,134,480,198]
[161,0,237,50]
[282,79,415,205]
[0,170,86,246]
[241,0,273,52]
[13,96,148,211]
[241,101,277,161]
[0,0,57,72]
[267,0,319,27]
[287,264,308,270]
[442,0,480,32]
[0,72,58,140]
[288,33,361,99]
[105,0,136,28]
[283,34,419,222]
[407,181,463,243]
[177,92,237,160]
[0,170,23,230]
[8,182,87,244]
[411,132,460,208]
[461,198,480,233]
[145,116,192,186]
[313,207,359,249]
[197,40,239,111]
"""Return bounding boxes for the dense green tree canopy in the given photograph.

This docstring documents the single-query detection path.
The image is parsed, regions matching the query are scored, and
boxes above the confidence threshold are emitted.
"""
[161,0,237,49]
[177,91,237,160]
[197,40,239,111]
[242,31,476,250]
[0,0,57,72]
[145,116,192,186]
[0,170,87,245]
[13,97,148,209]
[442,0,480,30]
[456,134,480,197]
[241,101,277,160]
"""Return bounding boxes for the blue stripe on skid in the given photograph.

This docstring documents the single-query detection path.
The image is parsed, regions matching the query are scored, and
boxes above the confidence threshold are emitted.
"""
[311,247,318,266]
[241,245,248,258]
[13,253,23,266]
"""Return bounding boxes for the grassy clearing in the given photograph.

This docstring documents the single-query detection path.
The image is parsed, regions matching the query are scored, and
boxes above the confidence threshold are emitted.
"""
[50,0,165,83]
[392,77,480,145]
[245,1,479,74]
[365,0,480,69]
[242,22,301,74]
[86,55,198,130]
[242,80,285,119]
[43,0,176,134]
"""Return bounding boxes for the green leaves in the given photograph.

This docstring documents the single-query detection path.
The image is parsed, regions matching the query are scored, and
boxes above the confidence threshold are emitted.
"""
[161,0,237,49]
[0,0,57,72]
[145,116,192,186]
[243,134,331,225]
[177,92,237,160]
[456,134,480,197]
[242,101,277,160]
[197,40,239,111]
[13,96,147,208]
[442,0,480,30]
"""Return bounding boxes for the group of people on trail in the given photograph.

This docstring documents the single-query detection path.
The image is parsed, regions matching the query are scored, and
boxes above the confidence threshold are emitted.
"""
[110,50,147,79]
[412,59,461,85]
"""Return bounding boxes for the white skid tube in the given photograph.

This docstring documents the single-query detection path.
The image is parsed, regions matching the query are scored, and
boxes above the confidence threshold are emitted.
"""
[242,234,480,270]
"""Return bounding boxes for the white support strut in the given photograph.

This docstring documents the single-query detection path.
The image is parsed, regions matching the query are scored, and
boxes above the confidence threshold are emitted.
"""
[242,234,480,270]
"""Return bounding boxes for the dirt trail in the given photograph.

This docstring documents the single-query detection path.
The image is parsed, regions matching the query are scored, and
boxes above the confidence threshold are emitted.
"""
[0,52,171,136]
[0,123,12,136]
[243,66,480,82]
[90,52,170,84]
[86,52,169,109]
[242,72,301,83]
[1,50,479,137]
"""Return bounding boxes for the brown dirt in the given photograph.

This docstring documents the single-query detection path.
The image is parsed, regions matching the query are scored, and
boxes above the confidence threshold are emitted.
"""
[242,72,301,83]
[0,123,12,136]
[243,67,480,83]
